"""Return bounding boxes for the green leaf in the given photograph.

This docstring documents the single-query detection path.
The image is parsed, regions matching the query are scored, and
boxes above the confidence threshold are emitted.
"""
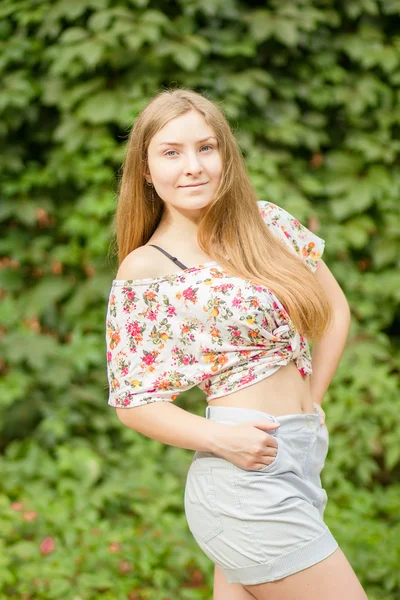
[76,91,120,123]
[47,578,73,598]
[244,9,274,43]
[274,19,299,47]
[87,10,113,32]
[172,45,201,71]
[4,331,60,369]
[60,27,88,43]
[20,278,73,319]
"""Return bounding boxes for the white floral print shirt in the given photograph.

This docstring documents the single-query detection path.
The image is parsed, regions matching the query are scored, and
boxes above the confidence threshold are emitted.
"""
[105,201,325,408]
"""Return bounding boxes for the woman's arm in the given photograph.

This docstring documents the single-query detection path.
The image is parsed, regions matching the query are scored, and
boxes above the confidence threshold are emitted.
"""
[309,259,352,406]
[116,401,225,452]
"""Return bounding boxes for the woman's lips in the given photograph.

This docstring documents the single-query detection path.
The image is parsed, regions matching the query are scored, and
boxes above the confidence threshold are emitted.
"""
[180,182,207,187]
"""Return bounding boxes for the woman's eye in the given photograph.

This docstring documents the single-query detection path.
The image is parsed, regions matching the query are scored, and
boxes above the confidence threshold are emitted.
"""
[164,145,213,157]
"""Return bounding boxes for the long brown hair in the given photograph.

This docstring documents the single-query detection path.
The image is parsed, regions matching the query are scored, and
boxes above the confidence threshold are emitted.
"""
[113,87,333,340]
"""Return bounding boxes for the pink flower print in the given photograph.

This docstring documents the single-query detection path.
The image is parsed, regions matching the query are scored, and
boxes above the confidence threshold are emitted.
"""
[121,367,129,376]
[126,291,135,300]
[147,310,158,321]
[214,283,232,292]
[232,297,242,308]
[183,287,196,300]
[167,305,177,316]
[107,351,112,362]
[142,353,156,366]
[232,329,241,337]
[123,398,131,406]
[239,374,255,385]
[126,322,141,337]
[182,356,190,365]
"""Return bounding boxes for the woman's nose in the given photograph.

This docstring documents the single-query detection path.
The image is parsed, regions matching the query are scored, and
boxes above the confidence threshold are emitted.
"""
[183,153,203,174]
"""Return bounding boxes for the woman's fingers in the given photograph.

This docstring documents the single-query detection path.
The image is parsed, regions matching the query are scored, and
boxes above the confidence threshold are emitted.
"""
[261,440,279,459]
[313,402,326,426]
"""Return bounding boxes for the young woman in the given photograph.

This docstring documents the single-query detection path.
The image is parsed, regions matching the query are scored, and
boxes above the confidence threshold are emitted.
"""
[105,88,368,599]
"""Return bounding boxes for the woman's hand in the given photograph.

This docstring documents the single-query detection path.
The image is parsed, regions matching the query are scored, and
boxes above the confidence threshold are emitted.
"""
[213,420,280,471]
[313,402,326,428]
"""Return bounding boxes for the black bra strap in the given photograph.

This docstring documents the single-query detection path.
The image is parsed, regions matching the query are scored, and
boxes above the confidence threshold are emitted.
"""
[148,245,188,270]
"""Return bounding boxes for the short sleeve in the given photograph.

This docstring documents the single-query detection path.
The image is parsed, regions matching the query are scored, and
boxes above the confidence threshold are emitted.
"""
[105,281,202,408]
[257,201,325,273]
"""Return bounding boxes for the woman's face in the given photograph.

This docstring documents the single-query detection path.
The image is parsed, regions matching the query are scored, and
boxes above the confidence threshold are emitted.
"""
[145,109,223,215]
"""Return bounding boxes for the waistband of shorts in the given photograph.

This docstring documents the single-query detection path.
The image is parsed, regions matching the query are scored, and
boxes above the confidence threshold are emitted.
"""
[205,404,321,433]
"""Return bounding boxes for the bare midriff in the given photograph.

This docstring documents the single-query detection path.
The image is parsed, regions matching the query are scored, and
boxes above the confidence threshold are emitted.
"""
[207,361,314,417]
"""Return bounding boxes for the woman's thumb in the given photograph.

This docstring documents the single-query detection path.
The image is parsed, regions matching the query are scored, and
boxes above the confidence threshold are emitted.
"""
[249,420,280,431]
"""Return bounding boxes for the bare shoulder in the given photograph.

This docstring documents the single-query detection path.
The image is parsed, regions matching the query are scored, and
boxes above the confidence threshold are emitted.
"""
[115,246,162,281]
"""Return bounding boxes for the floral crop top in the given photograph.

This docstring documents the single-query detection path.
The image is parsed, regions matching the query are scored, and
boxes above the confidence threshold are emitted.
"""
[105,201,325,408]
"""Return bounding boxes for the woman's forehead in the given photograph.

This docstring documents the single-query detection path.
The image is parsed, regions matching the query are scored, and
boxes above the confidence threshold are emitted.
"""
[149,111,216,147]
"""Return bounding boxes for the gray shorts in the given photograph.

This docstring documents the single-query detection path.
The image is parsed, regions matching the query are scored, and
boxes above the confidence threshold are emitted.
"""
[184,405,339,585]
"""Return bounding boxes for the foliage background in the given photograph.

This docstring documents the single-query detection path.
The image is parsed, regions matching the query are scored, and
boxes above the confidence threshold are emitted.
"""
[1,0,400,598]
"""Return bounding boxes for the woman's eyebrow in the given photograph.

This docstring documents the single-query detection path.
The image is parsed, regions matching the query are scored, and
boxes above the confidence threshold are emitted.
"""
[159,136,217,147]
